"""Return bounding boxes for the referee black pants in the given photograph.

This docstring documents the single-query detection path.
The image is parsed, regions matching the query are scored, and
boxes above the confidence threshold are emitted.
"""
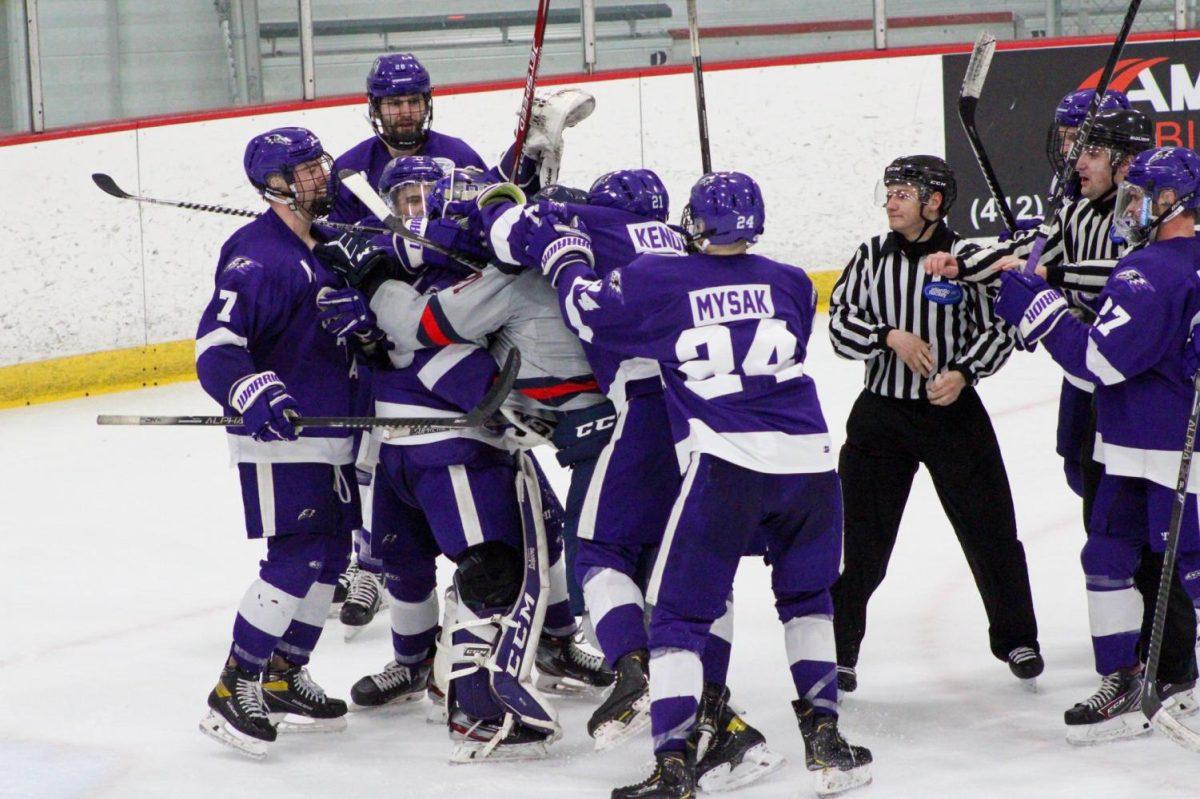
[1079,406,1197,684]
[832,388,1039,668]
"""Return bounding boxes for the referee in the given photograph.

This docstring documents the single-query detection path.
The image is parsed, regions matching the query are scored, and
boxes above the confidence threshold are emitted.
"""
[828,155,1042,693]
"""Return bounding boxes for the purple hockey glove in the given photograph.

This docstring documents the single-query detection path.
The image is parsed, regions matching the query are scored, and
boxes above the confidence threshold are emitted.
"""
[229,371,299,442]
[996,270,1068,346]
[422,215,490,271]
[997,217,1042,243]
[522,209,593,287]
[316,286,379,338]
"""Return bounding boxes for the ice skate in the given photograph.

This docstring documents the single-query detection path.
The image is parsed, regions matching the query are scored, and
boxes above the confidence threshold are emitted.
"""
[198,662,276,759]
[611,750,695,799]
[1064,667,1150,745]
[1160,678,1199,719]
[262,662,348,733]
[340,567,385,641]
[794,698,872,796]
[694,683,785,792]
[1008,646,1044,692]
[330,559,358,619]
[535,632,614,695]
[350,657,431,710]
[588,649,650,750]
[448,709,559,763]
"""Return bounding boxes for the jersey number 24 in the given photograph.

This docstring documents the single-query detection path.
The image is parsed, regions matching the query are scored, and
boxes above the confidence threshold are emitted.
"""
[675,318,798,399]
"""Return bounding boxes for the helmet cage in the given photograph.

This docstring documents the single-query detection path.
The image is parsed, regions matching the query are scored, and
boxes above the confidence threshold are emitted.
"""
[369,93,433,151]
[262,152,334,219]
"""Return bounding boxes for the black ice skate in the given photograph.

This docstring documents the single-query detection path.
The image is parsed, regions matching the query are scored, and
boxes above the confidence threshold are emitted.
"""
[837,666,857,696]
[1064,667,1150,745]
[588,649,650,750]
[794,698,873,796]
[1007,646,1045,691]
[612,750,696,799]
[340,567,385,641]
[694,683,785,792]
[198,662,276,759]
[350,657,432,709]
[262,662,348,733]
[330,560,358,618]
[535,632,615,695]
[448,709,559,763]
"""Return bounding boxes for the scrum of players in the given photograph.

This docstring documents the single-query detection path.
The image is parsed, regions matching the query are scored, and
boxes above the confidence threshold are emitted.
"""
[188,48,1200,798]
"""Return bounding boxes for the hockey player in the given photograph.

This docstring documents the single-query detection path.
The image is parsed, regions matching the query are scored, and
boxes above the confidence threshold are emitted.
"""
[521,171,873,797]
[829,155,1041,693]
[927,107,1200,698]
[194,127,357,758]
[994,146,1200,743]
[488,170,783,790]
[329,52,594,225]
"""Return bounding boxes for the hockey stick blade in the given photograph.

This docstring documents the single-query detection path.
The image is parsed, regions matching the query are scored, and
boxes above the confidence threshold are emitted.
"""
[92,173,134,200]
[336,169,486,273]
[466,348,521,426]
[960,33,996,100]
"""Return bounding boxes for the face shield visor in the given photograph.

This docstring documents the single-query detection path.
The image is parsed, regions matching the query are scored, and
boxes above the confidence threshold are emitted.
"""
[1111,181,1154,246]
[874,181,922,208]
[385,179,437,220]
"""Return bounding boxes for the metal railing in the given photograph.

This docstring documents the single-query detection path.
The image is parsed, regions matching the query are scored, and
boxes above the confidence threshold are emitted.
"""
[7,0,1196,135]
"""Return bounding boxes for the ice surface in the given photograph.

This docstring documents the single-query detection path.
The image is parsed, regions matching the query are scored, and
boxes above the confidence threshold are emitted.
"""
[2,317,1197,798]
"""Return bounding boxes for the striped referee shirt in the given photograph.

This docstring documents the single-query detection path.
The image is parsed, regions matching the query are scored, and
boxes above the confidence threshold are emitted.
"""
[956,191,1124,312]
[829,222,1016,400]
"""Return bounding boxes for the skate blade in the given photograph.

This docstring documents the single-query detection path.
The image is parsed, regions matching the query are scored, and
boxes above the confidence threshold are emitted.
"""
[1166,690,1199,720]
[343,623,370,643]
[448,739,550,764]
[698,743,786,793]
[326,604,343,620]
[1065,713,1151,746]
[535,671,607,697]
[1020,677,1039,694]
[269,712,348,734]
[592,702,651,751]
[813,763,872,796]
[198,710,269,759]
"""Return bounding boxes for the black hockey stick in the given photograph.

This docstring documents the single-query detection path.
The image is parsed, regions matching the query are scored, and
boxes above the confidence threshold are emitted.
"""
[337,169,487,273]
[686,0,713,174]
[958,32,1017,233]
[1141,370,1200,752]
[90,173,388,238]
[97,349,520,431]
[1024,0,1142,273]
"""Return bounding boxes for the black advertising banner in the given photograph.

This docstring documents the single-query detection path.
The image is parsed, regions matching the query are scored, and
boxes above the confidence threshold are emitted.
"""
[942,39,1200,237]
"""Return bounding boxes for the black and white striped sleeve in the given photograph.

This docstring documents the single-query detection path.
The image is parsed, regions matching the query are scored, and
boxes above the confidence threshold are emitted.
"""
[828,242,890,360]
[954,207,1068,284]
[1046,259,1115,297]
[949,282,1017,383]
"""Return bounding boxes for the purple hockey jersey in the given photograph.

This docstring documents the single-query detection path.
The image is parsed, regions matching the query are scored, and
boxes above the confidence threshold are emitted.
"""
[554,252,835,474]
[195,210,357,464]
[329,131,486,225]
[1038,236,1200,491]
[487,200,687,404]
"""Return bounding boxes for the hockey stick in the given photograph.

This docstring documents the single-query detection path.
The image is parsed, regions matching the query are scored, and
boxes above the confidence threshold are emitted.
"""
[1141,370,1200,752]
[686,0,713,174]
[958,32,1017,233]
[1024,0,1142,273]
[90,173,388,237]
[97,349,520,431]
[337,169,487,273]
[509,0,552,182]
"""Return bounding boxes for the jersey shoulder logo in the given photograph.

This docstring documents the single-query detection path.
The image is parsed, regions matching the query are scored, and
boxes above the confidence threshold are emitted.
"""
[627,221,688,256]
[222,256,260,274]
[922,281,964,305]
[1113,267,1152,292]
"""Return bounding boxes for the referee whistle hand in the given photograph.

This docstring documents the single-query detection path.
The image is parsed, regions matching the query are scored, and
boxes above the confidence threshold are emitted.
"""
[924,251,959,278]
[886,329,934,377]
[927,370,966,406]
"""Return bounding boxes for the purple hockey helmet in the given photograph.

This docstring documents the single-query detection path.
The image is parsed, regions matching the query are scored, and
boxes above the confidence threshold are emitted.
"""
[1112,146,1200,245]
[681,171,765,247]
[1047,89,1131,174]
[427,167,487,219]
[243,127,333,217]
[366,53,433,149]
[379,155,446,218]
[588,169,669,222]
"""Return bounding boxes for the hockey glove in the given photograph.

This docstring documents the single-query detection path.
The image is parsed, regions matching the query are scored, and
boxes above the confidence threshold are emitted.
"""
[523,210,594,287]
[313,232,398,300]
[997,217,1042,243]
[422,215,491,273]
[996,270,1068,346]
[316,286,386,342]
[230,371,299,442]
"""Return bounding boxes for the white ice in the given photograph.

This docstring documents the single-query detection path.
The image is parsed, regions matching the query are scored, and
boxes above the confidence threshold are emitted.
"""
[3,317,1198,799]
